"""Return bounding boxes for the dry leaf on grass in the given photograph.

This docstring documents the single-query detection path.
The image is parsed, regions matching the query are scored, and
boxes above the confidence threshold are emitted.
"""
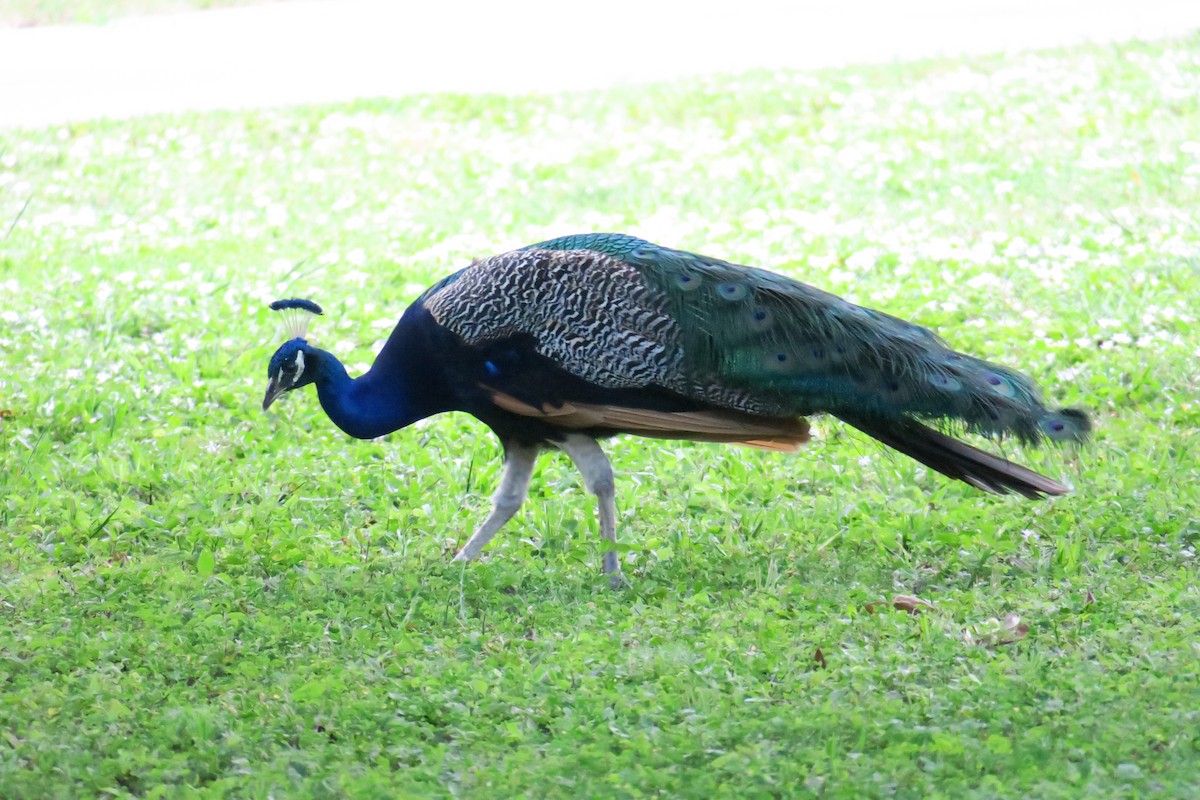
[865,594,935,615]
[813,647,827,669]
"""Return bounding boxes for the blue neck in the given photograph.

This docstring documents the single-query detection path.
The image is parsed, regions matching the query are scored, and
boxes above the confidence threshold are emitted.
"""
[311,349,424,440]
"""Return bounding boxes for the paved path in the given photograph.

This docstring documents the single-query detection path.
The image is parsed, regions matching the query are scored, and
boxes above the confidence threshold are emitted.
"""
[2,0,1199,129]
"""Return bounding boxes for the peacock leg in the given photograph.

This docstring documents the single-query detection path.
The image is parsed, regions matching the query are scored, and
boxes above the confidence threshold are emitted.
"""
[453,442,540,563]
[555,433,620,584]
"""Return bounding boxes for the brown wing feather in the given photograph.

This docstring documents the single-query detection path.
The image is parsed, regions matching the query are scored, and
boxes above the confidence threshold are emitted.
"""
[487,389,810,450]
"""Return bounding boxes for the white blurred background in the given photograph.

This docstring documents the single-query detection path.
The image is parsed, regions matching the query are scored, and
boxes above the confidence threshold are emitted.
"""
[2,0,1199,129]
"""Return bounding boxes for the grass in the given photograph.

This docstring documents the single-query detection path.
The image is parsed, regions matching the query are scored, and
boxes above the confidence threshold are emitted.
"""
[2,35,1199,799]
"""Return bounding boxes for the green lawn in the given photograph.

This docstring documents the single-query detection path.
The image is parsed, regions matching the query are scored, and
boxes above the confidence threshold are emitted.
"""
[2,36,1199,799]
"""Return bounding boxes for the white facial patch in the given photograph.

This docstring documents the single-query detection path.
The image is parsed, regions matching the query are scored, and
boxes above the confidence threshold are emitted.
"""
[293,349,306,382]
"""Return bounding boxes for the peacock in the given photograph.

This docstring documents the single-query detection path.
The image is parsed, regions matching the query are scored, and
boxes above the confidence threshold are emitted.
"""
[262,233,1089,583]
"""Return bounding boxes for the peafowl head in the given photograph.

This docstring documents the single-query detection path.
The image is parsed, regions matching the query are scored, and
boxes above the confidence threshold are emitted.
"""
[262,298,324,411]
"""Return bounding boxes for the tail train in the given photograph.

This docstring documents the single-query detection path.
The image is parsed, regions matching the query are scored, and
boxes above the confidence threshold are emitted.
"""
[838,412,1086,498]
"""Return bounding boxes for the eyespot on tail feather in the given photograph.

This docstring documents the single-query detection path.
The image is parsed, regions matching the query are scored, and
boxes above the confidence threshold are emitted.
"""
[1040,408,1091,442]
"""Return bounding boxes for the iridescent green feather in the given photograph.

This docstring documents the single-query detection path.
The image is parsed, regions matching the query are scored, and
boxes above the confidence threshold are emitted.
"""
[529,233,1089,445]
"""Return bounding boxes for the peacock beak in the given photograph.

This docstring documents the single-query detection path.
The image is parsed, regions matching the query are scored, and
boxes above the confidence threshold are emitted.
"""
[262,377,285,411]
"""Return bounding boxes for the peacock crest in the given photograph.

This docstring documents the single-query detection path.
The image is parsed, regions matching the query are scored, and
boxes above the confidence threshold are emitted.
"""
[269,298,324,341]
